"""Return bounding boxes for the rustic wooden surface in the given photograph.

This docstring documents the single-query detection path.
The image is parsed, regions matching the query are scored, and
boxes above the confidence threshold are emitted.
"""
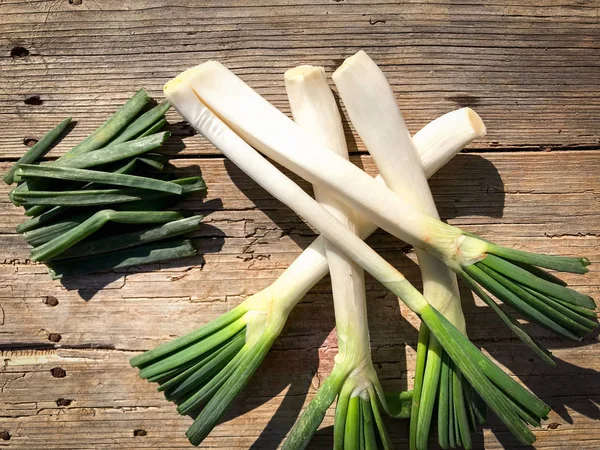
[1,1,599,449]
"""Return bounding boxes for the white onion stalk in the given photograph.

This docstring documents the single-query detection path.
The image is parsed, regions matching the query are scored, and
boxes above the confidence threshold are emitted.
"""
[164,68,552,447]
[186,61,595,356]
[333,50,475,450]
[285,65,394,449]
[130,104,478,447]
[183,60,596,442]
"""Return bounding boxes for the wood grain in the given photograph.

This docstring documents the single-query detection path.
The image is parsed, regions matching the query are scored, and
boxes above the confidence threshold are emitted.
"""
[1,1,599,449]
[1,0,599,159]
[1,151,599,449]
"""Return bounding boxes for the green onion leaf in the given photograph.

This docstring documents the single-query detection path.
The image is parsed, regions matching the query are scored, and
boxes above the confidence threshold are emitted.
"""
[48,238,196,279]
[480,254,595,309]
[58,88,150,161]
[31,210,183,261]
[16,164,182,194]
[460,269,555,365]
[110,101,171,144]
[3,117,71,185]
[55,215,203,260]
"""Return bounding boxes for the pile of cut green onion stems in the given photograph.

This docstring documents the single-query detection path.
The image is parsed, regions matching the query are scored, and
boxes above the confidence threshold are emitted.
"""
[4,90,206,278]
[130,55,597,449]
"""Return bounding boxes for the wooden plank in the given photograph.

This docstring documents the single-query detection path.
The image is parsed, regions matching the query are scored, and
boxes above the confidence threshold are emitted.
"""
[0,345,598,450]
[1,0,599,159]
[1,1,599,448]
[0,150,599,448]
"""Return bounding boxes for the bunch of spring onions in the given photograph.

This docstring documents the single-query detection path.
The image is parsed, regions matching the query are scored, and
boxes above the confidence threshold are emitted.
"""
[4,90,206,278]
[143,55,597,449]
[130,95,484,446]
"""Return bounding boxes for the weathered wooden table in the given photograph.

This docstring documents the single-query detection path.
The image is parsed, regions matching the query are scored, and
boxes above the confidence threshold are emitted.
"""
[1,1,599,449]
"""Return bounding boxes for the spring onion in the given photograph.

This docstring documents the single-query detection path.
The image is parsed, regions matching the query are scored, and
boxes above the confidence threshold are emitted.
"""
[131,104,482,446]
[185,60,595,340]
[164,69,552,447]
[332,51,479,449]
[3,117,71,185]
[283,65,394,449]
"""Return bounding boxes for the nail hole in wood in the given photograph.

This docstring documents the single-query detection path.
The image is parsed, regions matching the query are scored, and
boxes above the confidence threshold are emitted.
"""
[44,296,59,306]
[24,95,43,106]
[50,367,66,378]
[56,398,73,407]
[11,46,29,58]
[23,138,38,147]
[48,333,62,343]
[0,431,10,441]
[133,429,147,437]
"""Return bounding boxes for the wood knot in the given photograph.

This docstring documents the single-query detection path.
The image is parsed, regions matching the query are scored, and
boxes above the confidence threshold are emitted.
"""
[0,431,10,441]
[133,429,147,437]
[48,333,62,343]
[50,367,66,378]
[445,94,480,107]
[56,398,73,407]
[23,138,38,147]
[69,0,83,5]
[24,95,43,106]
[11,46,29,58]
[43,296,59,306]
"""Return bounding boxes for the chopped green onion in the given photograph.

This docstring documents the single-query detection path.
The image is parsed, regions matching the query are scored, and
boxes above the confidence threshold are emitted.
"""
[57,88,150,161]
[15,188,161,207]
[56,215,203,260]
[16,176,204,207]
[16,164,182,194]
[17,159,141,230]
[16,206,69,234]
[55,132,170,170]
[121,176,207,211]
[110,101,171,144]
[3,117,71,185]
[31,210,183,261]
[48,238,196,279]
[12,118,164,217]
[23,214,90,246]
[139,118,168,137]
[137,156,165,170]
